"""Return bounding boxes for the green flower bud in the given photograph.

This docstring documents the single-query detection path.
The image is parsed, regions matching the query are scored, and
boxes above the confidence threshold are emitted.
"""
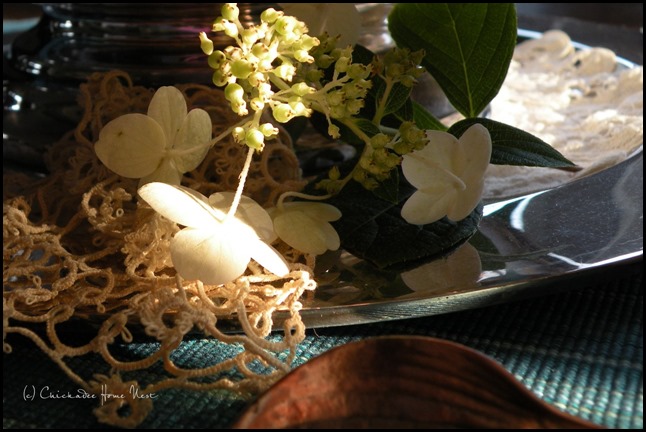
[275,62,296,81]
[294,49,313,63]
[223,21,238,38]
[231,59,254,79]
[241,28,258,46]
[329,165,341,181]
[326,91,344,107]
[250,97,265,111]
[233,126,245,142]
[259,123,279,137]
[245,128,265,150]
[199,32,214,55]
[305,69,324,83]
[346,99,364,115]
[275,16,297,36]
[208,50,226,69]
[347,63,370,80]
[327,124,341,139]
[224,82,244,103]
[370,134,390,149]
[299,35,320,51]
[316,54,335,69]
[221,3,239,22]
[272,104,295,123]
[335,56,350,73]
[251,42,268,59]
[261,8,281,24]
[292,82,315,97]
[212,70,229,87]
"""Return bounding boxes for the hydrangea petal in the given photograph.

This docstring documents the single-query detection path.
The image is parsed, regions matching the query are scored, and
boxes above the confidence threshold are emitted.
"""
[94,114,166,178]
[280,4,360,47]
[138,158,182,187]
[147,86,188,146]
[455,123,492,182]
[401,189,457,225]
[283,202,342,222]
[209,192,277,243]
[247,237,290,277]
[274,211,328,255]
[173,108,213,172]
[138,182,221,229]
[170,226,249,285]
[320,221,341,251]
[446,179,484,222]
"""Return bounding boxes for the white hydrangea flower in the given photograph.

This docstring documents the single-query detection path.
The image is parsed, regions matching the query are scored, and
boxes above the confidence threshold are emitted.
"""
[95,86,212,187]
[138,182,289,285]
[401,124,492,225]
[271,201,342,255]
[279,3,360,47]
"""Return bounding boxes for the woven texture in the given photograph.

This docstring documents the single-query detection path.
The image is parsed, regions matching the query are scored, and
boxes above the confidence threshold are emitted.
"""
[3,261,642,429]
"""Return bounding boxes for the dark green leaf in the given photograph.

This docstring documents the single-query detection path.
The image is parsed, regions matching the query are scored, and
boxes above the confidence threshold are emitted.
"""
[448,118,576,168]
[371,169,399,204]
[327,179,482,269]
[388,4,517,118]
[410,101,447,131]
[376,81,413,117]
[394,98,414,122]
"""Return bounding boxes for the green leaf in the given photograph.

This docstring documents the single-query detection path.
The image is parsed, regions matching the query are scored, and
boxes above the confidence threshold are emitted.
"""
[375,80,413,118]
[371,169,399,204]
[448,118,577,168]
[326,179,482,269]
[388,4,517,118]
[410,100,447,131]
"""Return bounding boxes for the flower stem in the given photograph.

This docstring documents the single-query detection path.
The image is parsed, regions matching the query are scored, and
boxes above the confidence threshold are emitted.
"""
[226,146,255,220]
[169,117,249,158]
[277,191,333,211]
[373,77,394,124]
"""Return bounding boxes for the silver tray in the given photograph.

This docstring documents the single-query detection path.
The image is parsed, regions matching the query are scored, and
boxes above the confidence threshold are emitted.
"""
[291,31,644,329]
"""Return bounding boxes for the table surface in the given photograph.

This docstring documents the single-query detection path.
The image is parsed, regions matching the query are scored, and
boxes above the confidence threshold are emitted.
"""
[3,4,643,429]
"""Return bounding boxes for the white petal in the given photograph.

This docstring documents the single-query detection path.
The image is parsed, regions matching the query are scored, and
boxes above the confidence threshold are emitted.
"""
[147,86,188,146]
[321,221,341,251]
[403,155,463,192]
[209,192,277,243]
[280,4,360,47]
[138,182,223,228]
[447,179,484,222]
[455,124,492,183]
[94,114,165,178]
[401,135,455,190]
[401,190,457,225]
[173,108,212,173]
[171,227,249,285]
[274,211,328,255]
[282,201,342,222]
[138,158,182,187]
[248,237,290,277]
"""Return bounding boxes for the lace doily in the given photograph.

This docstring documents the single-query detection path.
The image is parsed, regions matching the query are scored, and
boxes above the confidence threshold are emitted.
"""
[3,71,315,428]
[486,30,643,198]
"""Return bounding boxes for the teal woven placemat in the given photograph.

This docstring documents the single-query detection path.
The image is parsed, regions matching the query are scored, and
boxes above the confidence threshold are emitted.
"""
[3,262,642,429]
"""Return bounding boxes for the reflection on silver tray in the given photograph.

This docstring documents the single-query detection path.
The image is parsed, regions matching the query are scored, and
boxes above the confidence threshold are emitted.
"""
[297,148,642,328]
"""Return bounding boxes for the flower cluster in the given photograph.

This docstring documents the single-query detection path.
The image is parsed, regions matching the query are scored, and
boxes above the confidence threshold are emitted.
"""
[93,3,509,287]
